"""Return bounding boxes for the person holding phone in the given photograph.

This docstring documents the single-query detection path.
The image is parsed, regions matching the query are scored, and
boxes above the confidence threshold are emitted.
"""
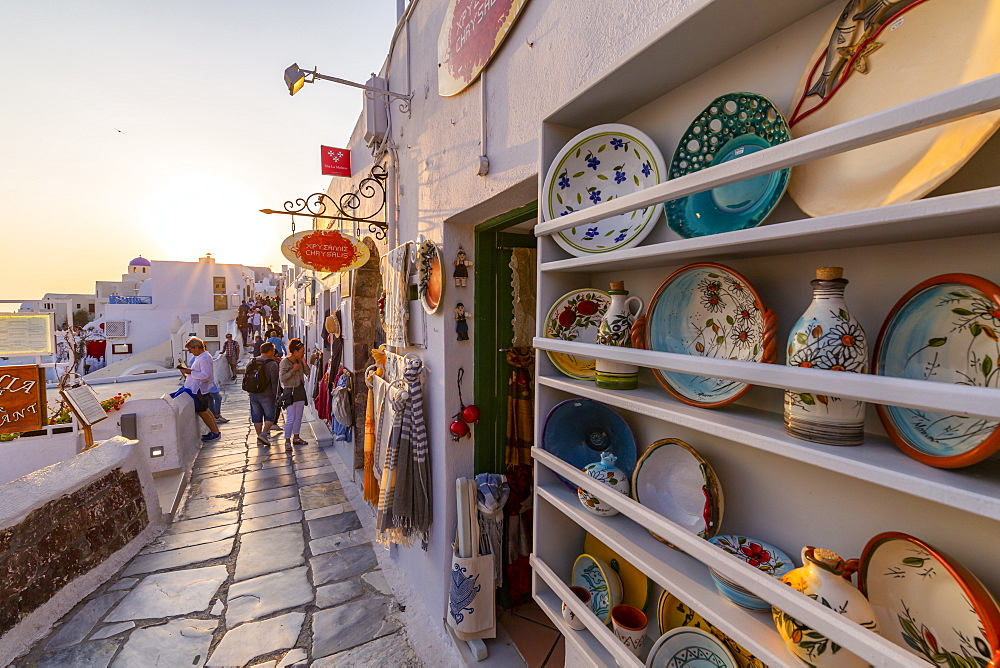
[278,338,309,451]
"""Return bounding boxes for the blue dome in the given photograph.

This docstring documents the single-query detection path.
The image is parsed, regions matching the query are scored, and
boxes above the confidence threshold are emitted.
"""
[129,256,151,267]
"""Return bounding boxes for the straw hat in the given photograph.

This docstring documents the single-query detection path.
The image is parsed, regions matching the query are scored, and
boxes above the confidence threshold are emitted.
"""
[787,0,1000,217]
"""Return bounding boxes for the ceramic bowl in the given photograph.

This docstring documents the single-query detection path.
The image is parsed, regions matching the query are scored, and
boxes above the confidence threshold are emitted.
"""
[646,627,738,668]
[416,240,444,315]
[542,123,667,256]
[860,532,1000,666]
[543,288,612,380]
[636,262,776,408]
[572,553,624,625]
[665,92,790,239]
[656,592,763,668]
[584,532,651,611]
[542,398,637,490]
[873,273,1000,468]
[707,535,794,611]
[631,438,723,543]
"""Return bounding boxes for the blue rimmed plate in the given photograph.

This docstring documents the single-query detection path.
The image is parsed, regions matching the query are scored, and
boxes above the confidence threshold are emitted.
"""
[542,398,636,490]
[666,93,790,239]
[707,535,794,611]
[542,123,666,256]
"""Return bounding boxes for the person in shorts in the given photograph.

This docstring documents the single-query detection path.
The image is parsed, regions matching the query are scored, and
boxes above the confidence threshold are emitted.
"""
[180,337,221,441]
[246,341,280,446]
[222,332,240,381]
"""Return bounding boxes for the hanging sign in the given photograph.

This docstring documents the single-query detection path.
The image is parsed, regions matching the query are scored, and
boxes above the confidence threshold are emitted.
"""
[281,230,370,273]
[0,314,54,356]
[0,365,47,434]
[438,0,530,97]
[321,146,352,177]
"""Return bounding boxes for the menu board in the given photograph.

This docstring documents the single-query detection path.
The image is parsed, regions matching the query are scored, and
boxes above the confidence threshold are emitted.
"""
[61,384,107,427]
[0,314,54,356]
[0,365,47,434]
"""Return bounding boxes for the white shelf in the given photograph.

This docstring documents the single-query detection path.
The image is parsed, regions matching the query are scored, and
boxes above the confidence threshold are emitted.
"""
[535,75,1000,239]
[538,374,1000,521]
[533,449,926,668]
[540,186,1000,273]
[533,337,1000,422]
[534,589,618,668]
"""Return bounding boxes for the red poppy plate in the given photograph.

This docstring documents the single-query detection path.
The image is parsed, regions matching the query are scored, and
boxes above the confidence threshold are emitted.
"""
[542,289,611,380]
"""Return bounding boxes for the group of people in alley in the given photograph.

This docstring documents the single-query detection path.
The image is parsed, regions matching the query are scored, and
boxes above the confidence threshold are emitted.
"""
[177,299,310,451]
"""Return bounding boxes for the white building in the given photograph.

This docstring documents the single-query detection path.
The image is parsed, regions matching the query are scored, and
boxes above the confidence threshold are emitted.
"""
[17,293,96,328]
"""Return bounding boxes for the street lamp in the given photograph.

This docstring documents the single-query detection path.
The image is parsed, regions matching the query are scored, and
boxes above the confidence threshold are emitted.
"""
[283,63,411,110]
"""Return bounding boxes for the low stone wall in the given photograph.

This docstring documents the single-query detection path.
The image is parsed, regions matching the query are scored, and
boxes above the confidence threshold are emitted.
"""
[0,430,82,487]
[0,437,163,665]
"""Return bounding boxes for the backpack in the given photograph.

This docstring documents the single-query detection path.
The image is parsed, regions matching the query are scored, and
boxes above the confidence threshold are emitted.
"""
[242,357,274,393]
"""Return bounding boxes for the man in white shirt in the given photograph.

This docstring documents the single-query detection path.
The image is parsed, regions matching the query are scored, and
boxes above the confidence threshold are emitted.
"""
[179,337,221,442]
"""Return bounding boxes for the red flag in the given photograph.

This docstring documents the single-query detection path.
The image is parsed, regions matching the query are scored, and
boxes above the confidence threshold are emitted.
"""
[321,145,351,177]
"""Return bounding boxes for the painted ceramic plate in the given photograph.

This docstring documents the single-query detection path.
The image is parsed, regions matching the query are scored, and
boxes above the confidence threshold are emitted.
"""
[572,553,623,625]
[860,532,1000,667]
[638,263,775,407]
[542,123,666,256]
[666,93,790,239]
[543,289,612,380]
[656,592,764,668]
[584,533,651,611]
[787,0,1000,217]
[707,535,794,611]
[873,274,1000,468]
[542,398,637,490]
[646,627,738,668]
[631,438,723,544]
[416,240,444,315]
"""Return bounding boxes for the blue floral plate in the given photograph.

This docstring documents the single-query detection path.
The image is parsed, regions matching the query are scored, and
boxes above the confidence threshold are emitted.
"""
[542,123,666,256]
[541,398,636,490]
[666,93,790,239]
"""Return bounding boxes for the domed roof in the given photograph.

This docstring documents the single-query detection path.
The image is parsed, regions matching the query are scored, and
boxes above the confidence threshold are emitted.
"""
[129,256,151,267]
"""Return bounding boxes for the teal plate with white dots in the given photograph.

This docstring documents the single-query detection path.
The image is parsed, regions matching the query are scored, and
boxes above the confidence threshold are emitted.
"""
[666,93,790,239]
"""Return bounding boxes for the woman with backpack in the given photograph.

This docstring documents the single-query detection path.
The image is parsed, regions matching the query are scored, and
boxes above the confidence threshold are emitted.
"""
[279,338,310,451]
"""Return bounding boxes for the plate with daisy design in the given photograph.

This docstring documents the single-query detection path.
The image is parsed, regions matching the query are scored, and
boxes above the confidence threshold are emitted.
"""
[542,123,666,256]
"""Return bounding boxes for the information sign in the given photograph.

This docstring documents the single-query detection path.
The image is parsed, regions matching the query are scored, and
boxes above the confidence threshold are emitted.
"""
[0,314,54,356]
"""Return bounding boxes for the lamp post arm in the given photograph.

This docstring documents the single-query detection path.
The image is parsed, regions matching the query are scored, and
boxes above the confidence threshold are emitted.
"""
[308,70,411,102]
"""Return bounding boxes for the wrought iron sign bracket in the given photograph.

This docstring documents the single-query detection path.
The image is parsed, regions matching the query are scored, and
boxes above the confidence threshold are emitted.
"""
[261,165,389,241]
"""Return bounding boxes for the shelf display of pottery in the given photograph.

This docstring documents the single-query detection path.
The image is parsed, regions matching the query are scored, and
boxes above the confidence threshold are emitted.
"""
[583,532,652,612]
[542,398,637,491]
[595,281,644,390]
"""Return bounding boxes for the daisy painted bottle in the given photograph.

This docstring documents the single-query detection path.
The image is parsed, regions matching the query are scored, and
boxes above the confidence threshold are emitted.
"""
[784,267,868,446]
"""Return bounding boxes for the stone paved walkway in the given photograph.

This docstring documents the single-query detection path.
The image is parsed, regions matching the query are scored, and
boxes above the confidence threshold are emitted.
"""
[17,387,422,667]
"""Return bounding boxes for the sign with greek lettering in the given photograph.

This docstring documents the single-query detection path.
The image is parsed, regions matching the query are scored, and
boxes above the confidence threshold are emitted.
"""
[438,0,530,96]
[281,230,370,273]
[109,296,152,305]
[0,314,54,356]
[0,365,46,434]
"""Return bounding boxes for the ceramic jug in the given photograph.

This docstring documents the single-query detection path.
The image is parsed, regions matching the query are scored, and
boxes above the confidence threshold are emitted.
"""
[784,267,868,446]
[595,281,643,390]
[577,452,629,517]
[772,547,879,668]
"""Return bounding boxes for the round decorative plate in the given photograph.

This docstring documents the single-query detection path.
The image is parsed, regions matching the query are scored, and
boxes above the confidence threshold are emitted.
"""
[666,93,790,238]
[860,532,1000,667]
[873,274,1000,468]
[786,0,1000,217]
[584,532,651,611]
[657,592,764,668]
[631,438,723,543]
[646,627,738,668]
[636,263,776,407]
[543,289,612,380]
[572,553,623,625]
[542,398,637,490]
[707,535,794,611]
[416,240,444,315]
[541,123,666,256]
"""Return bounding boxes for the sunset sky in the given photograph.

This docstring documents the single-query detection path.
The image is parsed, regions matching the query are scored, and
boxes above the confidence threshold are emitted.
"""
[0,1,397,299]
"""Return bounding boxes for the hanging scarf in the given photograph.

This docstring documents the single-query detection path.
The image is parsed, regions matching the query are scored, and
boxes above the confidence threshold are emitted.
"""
[475,473,509,586]
[376,356,432,548]
[505,348,535,467]
[363,353,385,504]
[380,243,410,348]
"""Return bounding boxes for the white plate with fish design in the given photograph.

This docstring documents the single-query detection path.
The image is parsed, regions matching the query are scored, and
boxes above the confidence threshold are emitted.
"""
[542,123,666,256]
[572,553,623,625]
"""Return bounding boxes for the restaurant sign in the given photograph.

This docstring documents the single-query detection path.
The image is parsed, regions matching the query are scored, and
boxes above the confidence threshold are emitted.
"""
[280,230,370,273]
[438,0,530,97]
[0,365,47,434]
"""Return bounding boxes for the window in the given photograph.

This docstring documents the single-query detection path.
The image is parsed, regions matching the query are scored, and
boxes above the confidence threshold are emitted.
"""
[89,303,95,313]
[204,324,219,338]
[213,277,226,295]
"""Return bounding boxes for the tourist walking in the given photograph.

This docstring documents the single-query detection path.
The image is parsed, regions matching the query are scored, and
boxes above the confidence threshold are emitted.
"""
[243,341,280,446]
[252,334,264,356]
[267,329,287,356]
[179,337,221,441]
[278,338,309,452]
[250,309,262,337]
[222,332,240,380]
[236,310,250,345]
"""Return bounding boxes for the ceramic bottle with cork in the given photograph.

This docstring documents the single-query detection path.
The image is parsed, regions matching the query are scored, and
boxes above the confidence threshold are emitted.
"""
[595,281,643,390]
[784,267,868,446]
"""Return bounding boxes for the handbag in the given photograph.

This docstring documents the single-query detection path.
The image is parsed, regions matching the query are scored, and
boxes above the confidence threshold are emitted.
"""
[278,387,295,409]
[447,479,496,639]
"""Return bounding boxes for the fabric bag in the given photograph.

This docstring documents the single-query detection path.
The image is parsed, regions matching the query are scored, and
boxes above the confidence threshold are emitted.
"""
[331,369,354,426]
[448,479,496,640]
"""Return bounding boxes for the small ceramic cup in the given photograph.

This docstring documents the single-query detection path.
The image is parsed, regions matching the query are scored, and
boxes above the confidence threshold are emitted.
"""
[611,604,648,656]
[561,586,591,631]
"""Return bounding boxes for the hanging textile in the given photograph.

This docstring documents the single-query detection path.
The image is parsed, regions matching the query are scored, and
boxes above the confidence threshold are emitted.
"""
[504,463,534,607]
[331,371,353,443]
[475,473,509,586]
[363,354,385,504]
[380,243,411,348]
[505,348,535,468]
[509,248,537,348]
[315,369,331,421]
[376,356,432,547]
